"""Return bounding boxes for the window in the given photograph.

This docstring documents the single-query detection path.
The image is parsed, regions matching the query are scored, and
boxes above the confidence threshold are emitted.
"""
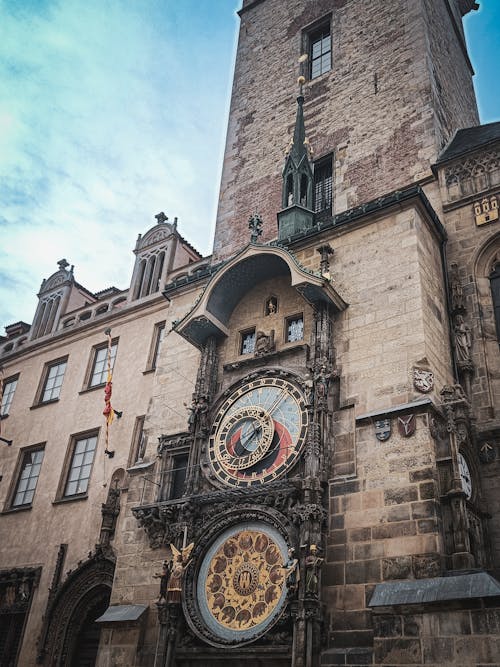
[148,322,166,371]
[314,157,333,213]
[11,446,45,508]
[309,24,331,79]
[490,262,500,342]
[1,375,18,416]
[64,433,97,497]
[39,358,67,403]
[241,329,256,355]
[170,453,189,500]
[88,341,117,388]
[286,315,304,342]
[129,416,146,466]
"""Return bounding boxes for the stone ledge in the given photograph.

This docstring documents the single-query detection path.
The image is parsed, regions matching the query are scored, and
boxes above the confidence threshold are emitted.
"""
[369,571,500,607]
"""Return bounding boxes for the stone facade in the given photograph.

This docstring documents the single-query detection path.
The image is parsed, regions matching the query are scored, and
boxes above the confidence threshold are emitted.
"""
[1,1,500,667]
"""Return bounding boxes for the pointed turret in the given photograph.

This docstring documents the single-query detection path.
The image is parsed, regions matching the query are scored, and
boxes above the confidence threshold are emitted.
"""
[278,85,315,240]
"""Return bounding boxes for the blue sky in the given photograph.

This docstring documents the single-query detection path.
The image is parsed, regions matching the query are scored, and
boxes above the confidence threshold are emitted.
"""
[0,1,498,329]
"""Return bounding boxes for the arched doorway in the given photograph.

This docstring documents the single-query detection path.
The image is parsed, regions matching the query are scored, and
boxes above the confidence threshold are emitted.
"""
[65,583,110,667]
[39,551,115,666]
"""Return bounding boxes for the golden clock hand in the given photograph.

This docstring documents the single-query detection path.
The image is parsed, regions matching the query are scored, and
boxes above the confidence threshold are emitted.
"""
[265,390,288,418]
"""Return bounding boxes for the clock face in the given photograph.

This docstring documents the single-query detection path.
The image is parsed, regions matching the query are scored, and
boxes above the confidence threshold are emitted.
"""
[196,522,289,645]
[208,376,308,487]
[458,453,473,499]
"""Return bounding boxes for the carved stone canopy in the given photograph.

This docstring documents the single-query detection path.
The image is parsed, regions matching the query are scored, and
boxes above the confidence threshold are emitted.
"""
[175,244,347,349]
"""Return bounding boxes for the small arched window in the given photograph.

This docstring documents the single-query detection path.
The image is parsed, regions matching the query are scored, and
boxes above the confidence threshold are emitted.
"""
[489,262,500,342]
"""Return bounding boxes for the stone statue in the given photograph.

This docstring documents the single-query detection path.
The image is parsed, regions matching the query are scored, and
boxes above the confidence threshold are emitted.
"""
[283,548,299,594]
[166,543,194,604]
[154,560,172,602]
[266,297,277,315]
[314,363,337,403]
[453,314,472,365]
[305,544,324,596]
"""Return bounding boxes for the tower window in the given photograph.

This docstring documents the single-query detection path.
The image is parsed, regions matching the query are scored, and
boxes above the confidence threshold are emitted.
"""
[170,453,189,500]
[314,157,333,213]
[309,24,331,79]
[286,315,304,343]
[240,329,256,355]
[490,262,500,343]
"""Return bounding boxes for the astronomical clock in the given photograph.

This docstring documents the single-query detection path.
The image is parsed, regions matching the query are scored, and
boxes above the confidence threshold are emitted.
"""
[207,375,308,488]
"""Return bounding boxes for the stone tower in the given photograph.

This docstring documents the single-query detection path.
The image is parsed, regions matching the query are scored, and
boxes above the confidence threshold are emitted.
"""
[213,0,479,260]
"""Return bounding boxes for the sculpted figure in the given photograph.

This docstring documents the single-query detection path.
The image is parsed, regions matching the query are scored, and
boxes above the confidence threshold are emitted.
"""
[283,548,299,594]
[166,543,194,604]
[454,314,472,364]
[305,544,324,596]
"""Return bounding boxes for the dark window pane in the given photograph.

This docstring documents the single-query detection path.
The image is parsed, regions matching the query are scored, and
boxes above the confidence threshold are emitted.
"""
[170,454,189,500]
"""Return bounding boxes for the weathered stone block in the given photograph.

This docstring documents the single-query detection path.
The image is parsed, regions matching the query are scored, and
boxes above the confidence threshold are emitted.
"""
[373,614,402,638]
[384,486,419,505]
[374,638,422,664]
[412,553,441,579]
[346,559,381,584]
[382,556,412,580]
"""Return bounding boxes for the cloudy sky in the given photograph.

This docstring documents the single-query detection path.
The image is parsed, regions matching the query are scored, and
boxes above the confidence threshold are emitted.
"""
[0,1,499,330]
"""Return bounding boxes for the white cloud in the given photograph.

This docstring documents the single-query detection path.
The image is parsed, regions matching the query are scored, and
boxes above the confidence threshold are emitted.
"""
[0,0,239,327]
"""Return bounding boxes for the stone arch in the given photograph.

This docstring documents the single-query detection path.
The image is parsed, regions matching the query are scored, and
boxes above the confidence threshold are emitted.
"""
[39,551,115,666]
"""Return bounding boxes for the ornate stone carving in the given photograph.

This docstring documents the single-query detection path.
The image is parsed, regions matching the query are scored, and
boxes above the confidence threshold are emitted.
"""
[0,566,41,614]
[444,149,499,200]
[37,547,114,665]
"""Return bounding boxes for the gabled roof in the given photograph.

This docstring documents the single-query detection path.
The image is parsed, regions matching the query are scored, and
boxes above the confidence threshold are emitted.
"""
[436,122,500,164]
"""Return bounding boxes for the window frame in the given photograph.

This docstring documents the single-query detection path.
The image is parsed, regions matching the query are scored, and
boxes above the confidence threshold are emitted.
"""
[146,321,166,372]
[1,374,19,418]
[4,443,45,512]
[490,262,500,343]
[303,16,332,81]
[56,429,99,501]
[34,356,68,406]
[313,154,334,214]
[128,415,146,466]
[84,339,118,390]
[285,313,305,344]
[240,328,256,356]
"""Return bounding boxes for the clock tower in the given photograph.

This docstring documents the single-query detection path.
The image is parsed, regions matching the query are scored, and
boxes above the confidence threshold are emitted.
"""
[119,2,500,666]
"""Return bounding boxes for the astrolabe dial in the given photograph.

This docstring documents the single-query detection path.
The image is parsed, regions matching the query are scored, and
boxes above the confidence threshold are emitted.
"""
[208,376,308,487]
[195,523,289,645]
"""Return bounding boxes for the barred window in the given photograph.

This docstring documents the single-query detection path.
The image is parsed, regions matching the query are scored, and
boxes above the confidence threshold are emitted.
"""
[286,315,304,343]
[241,329,256,355]
[314,158,333,213]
